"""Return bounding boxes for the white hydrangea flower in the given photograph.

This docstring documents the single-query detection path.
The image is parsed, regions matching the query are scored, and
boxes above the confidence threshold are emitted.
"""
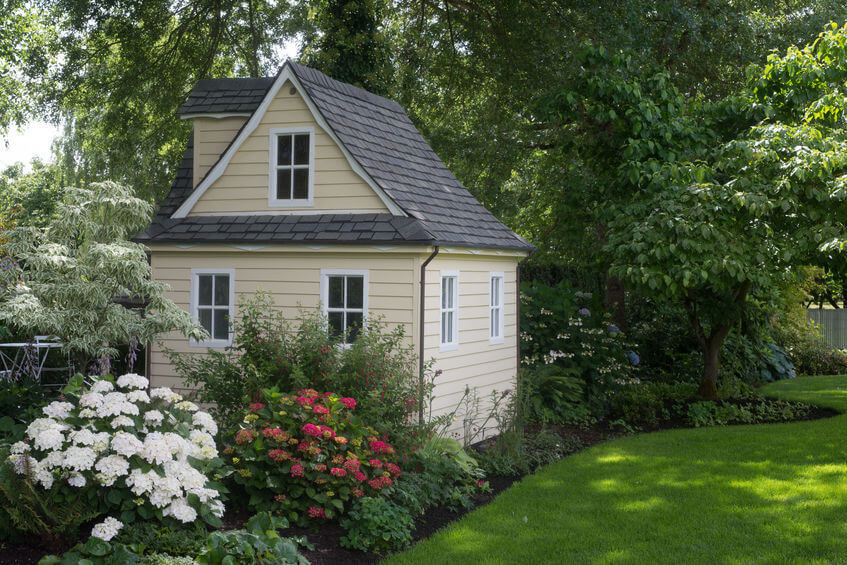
[96,401,123,419]
[150,387,182,403]
[9,453,36,475]
[26,418,64,441]
[79,392,105,409]
[10,441,29,454]
[110,415,134,429]
[42,450,65,469]
[79,408,96,418]
[148,474,182,508]
[69,428,97,446]
[144,410,164,427]
[116,373,149,390]
[91,517,123,541]
[127,390,150,404]
[163,432,189,460]
[192,411,218,436]
[94,455,130,486]
[126,468,156,496]
[164,460,206,493]
[32,460,54,489]
[34,427,65,451]
[68,472,86,487]
[63,446,97,472]
[91,432,111,453]
[174,400,198,412]
[90,380,114,394]
[209,499,225,518]
[188,430,218,460]
[119,401,140,416]
[163,498,197,523]
[111,431,143,457]
[43,401,74,420]
[141,432,173,465]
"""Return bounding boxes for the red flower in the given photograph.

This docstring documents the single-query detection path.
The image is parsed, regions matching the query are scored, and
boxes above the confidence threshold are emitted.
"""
[369,459,383,469]
[295,396,314,407]
[235,430,255,444]
[343,459,361,472]
[268,449,290,463]
[307,506,326,519]
[274,494,287,502]
[352,487,364,498]
[318,425,335,439]
[313,405,329,414]
[315,464,327,472]
[352,471,366,482]
[290,464,305,477]
[330,467,347,477]
[338,397,356,410]
[248,402,265,412]
[301,423,321,437]
[369,440,395,454]
[367,476,392,490]
[385,463,402,477]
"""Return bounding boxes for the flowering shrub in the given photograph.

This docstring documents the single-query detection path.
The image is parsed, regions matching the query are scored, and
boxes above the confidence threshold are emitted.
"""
[227,388,402,524]
[6,373,225,530]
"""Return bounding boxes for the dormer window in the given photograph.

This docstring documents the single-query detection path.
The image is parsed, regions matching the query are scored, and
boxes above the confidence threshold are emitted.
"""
[269,127,314,206]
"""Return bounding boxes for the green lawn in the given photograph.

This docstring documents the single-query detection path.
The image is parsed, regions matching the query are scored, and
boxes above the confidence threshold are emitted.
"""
[386,375,847,565]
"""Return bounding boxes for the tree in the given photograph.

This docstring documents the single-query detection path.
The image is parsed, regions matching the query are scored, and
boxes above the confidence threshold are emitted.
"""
[605,23,847,398]
[0,180,204,372]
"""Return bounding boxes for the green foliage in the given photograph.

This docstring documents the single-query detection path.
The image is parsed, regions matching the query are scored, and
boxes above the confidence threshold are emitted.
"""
[116,521,208,558]
[518,365,584,424]
[0,378,53,446]
[227,388,403,525]
[0,180,203,369]
[195,512,309,565]
[172,292,429,448]
[0,458,101,545]
[0,162,64,227]
[340,496,414,554]
[683,397,814,428]
[520,280,632,410]
[38,537,142,565]
[138,555,196,565]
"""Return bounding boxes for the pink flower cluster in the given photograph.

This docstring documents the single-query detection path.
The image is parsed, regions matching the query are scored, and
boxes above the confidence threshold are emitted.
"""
[235,429,255,444]
[248,402,265,413]
[369,440,394,454]
[338,397,356,409]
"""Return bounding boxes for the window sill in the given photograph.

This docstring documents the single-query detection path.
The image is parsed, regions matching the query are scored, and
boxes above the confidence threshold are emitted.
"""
[189,338,232,349]
[268,198,314,207]
[439,342,458,353]
[489,337,505,345]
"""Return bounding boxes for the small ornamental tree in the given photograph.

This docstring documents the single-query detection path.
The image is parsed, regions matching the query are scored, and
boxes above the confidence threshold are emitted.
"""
[605,23,847,398]
[0,180,204,370]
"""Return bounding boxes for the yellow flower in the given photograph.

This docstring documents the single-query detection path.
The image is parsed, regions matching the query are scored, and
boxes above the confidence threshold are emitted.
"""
[237,468,252,477]
[326,491,335,497]
[278,411,287,416]
[232,457,240,464]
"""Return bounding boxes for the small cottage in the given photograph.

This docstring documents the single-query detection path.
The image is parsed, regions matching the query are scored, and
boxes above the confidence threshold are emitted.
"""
[136,61,534,432]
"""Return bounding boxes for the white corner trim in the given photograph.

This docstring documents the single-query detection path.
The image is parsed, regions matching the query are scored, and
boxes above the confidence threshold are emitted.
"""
[268,126,315,207]
[179,112,252,120]
[189,268,235,348]
[172,64,406,219]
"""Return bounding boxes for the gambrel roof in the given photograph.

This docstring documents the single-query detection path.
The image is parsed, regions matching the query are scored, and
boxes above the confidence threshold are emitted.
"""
[137,61,534,252]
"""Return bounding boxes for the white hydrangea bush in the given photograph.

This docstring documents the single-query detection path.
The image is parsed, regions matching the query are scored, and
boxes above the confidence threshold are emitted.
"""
[7,373,225,526]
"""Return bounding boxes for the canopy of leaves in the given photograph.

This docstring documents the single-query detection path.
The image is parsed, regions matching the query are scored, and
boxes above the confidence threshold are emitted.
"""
[0,181,204,367]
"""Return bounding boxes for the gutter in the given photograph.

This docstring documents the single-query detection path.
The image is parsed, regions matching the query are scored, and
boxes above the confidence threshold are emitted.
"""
[418,245,440,424]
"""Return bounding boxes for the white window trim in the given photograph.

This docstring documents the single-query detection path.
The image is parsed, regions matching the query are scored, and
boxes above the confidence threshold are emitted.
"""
[440,270,459,352]
[489,272,505,345]
[268,126,315,207]
[320,269,369,346]
[189,268,235,348]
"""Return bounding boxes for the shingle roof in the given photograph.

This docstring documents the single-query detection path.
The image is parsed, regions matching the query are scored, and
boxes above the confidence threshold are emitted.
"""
[138,62,534,252]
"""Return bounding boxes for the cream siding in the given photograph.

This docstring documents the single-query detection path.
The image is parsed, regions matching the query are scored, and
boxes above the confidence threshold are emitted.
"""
[187,80,389,215]
[149,247,416,393]
[193,117,247,187]
[423,252,520,439]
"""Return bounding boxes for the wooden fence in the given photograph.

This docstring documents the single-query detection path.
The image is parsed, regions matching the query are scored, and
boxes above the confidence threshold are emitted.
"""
[806,308,847,349]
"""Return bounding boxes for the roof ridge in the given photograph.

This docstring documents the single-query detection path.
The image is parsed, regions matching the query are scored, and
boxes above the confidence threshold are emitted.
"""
[287,60,405,114]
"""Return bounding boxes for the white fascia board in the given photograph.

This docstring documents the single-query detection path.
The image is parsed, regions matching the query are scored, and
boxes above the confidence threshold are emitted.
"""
[172,64,406,219]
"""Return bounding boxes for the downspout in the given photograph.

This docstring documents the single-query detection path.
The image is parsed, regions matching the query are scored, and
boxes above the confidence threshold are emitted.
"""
[418,245,440,424]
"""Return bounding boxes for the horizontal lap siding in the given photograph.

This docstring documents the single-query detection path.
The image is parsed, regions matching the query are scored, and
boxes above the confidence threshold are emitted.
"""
[193,117,247,186]
[150,250,417,393]
[423,253,519,440]
[188,80,388,215]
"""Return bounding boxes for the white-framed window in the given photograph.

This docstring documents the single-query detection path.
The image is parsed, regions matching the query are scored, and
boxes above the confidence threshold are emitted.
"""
[440,270,459,351]
[490,272,505,344]
[321,269,369,345]
[190,268,235,348]
[268,127,314,206]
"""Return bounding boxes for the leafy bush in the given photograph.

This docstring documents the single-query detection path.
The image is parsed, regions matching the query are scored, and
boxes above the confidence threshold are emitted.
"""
[518,365,583,424]
[775,319,847,376]
[139,555,196,565]
[195,512,309,565]
[522,429,583,470]
[520,281,633,411]
[172,292,429,448]
[0,377,54,446]
[684,397,814,427]
[227,388,402,524]
[607,381,696,429]
[38,536,143,565]
[5,373,226,544]
[340,496,414,554]
[116,520,208,557]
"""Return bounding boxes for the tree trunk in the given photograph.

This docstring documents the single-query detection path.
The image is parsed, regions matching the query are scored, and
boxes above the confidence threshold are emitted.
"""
[605,273,627,330]
[697,337,721,400]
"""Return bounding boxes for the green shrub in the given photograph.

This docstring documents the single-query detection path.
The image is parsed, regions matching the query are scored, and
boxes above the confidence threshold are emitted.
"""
[340,496,414,554]
[227,388,403,524]
[139,555,196,565]
[38,537,143,565]
[195,512,309,565]
[523,429,583,470]
[116,520,208,557]
[519,365,584,424]
[683,397,814,427]
[607,381,696,428]
[0,378,54,446]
